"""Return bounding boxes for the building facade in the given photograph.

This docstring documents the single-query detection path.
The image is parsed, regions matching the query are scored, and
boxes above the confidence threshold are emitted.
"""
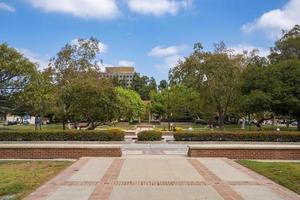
[101,66,135,87]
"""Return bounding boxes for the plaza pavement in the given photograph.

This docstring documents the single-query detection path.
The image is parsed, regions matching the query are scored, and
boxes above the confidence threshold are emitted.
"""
[25,154,299,200]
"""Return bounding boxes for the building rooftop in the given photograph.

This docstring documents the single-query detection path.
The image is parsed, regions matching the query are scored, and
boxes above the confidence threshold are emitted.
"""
[106,66,135,74]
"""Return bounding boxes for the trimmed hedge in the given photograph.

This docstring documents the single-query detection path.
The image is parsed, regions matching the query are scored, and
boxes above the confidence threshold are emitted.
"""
[137,130,162,141]
[0,129,125,141]
[173,131,300,142]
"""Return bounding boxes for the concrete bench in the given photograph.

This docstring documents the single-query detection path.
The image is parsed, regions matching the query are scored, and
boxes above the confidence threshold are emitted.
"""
[188,144,300,160]
[0,144,122,159]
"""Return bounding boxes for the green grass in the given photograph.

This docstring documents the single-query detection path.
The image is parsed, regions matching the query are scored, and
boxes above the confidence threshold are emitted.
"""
[237,160,300,194]
[0,124,63,131]
[1,123,136,131]
[0,161,71,200]
[1,122,297,132]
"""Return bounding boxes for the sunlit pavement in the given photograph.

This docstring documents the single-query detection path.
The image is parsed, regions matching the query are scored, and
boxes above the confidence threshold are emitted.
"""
[25,156,299,200]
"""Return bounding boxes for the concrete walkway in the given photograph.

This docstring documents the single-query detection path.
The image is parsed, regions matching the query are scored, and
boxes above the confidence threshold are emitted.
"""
[25,156,299,200]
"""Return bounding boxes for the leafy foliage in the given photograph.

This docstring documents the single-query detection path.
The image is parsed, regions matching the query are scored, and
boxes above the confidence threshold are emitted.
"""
[0,129,125,141]
[137,130,162,141]
[0,43,37,115]
[131,72,157,100]
[174,131,300,142]
[170,42,243,128]
[115,87,145,122]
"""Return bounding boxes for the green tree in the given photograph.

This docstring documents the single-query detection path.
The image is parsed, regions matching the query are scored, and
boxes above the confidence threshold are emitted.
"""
[166,85,202,122]
[239,53,274,128]
[269,25,300,62]
[149,91,165,120]
[158,80,168,90]
[0,43,36,116]
[269,25,300,130]
[115,87,145,122]
[131,73,157,100]
[240,25,300,131]
[50,37,110,129]
[14,68,56,120]
[170,42,243,129]
[62,71,118,130]
[150,85,202,122]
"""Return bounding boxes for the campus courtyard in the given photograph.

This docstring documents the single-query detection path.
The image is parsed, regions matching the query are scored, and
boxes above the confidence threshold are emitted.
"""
[2,0,300,199]
[0,125,300,199]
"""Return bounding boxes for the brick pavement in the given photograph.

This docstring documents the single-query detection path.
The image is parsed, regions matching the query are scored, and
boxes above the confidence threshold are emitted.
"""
[24,156,300,200]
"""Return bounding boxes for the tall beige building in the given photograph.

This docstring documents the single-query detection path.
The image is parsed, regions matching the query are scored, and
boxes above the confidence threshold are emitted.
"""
[101,66,135,87]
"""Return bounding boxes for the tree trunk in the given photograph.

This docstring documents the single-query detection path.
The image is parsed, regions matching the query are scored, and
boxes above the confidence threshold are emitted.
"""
[87,121,96,130]
[297,118,300,131]
[218,114,225,130]
[253,118,264,129]
[62,120,66,130]
[253,116,273,130]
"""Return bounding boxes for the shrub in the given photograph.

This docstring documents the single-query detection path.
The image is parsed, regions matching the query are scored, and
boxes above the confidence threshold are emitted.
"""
[173,131,300,142]
[137,130,162,141]
[0,130,125,141]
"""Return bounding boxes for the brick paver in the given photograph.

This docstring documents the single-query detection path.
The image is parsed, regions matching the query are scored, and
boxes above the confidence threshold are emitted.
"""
[25,157,300,200]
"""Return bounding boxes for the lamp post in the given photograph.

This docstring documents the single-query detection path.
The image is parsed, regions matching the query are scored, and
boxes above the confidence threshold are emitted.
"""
[167,86,171,131]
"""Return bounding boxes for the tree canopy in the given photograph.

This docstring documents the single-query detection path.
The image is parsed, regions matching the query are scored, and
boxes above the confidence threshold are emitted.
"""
[170,42,243,129]
[0,43,37,115]
[116,87,145,122]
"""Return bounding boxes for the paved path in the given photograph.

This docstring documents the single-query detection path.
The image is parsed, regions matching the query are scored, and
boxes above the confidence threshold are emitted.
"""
[122,143,188,156]
[25,156,299,200]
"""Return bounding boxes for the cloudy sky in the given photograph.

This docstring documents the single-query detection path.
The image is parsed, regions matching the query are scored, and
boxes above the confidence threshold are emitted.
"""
[0,0,299,81]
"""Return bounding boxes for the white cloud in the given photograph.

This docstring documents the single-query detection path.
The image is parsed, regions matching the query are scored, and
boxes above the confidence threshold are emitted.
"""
[18,48,50,70]
[156,54,184,70]
[230,43,270,57]
[118,60,135,66]
[126,0,192,16]
[71,38,108,53]
[149,44,187,71]
[27,0,119,20]
[0,2,15,12]
[242,0,300,38]
[148,45,186,57]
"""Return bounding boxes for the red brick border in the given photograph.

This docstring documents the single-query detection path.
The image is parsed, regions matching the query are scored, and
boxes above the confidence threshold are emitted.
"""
[0,147,122,159]
[188,148,300,160]
[188,159,244,200]
[89,159,124,200]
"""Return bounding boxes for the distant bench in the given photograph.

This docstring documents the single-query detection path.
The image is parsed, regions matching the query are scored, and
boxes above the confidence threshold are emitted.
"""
[188,144,300,160]
[0,144,122,159]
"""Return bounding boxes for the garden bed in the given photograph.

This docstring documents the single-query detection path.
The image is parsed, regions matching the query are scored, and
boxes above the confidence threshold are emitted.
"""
[174,131,300,142]
[0,129,125,141]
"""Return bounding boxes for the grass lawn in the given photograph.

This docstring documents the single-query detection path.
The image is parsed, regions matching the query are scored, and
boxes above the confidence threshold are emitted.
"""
[237,160,300,194]
[0,161,71,200]
[0,123,136,131]
[0,124,63,131]
[0,121,297,132]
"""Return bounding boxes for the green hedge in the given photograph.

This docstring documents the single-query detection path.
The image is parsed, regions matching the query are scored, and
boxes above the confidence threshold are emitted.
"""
[173,131,300,142]
[0,129,125,141]
[137,130,162,141]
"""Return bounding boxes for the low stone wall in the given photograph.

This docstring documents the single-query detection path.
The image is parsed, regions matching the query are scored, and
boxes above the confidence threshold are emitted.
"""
[0,144,122,159]
[188,144,300,160]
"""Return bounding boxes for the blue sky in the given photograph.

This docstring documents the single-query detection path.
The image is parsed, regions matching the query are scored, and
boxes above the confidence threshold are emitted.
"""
[0,0,299,81]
